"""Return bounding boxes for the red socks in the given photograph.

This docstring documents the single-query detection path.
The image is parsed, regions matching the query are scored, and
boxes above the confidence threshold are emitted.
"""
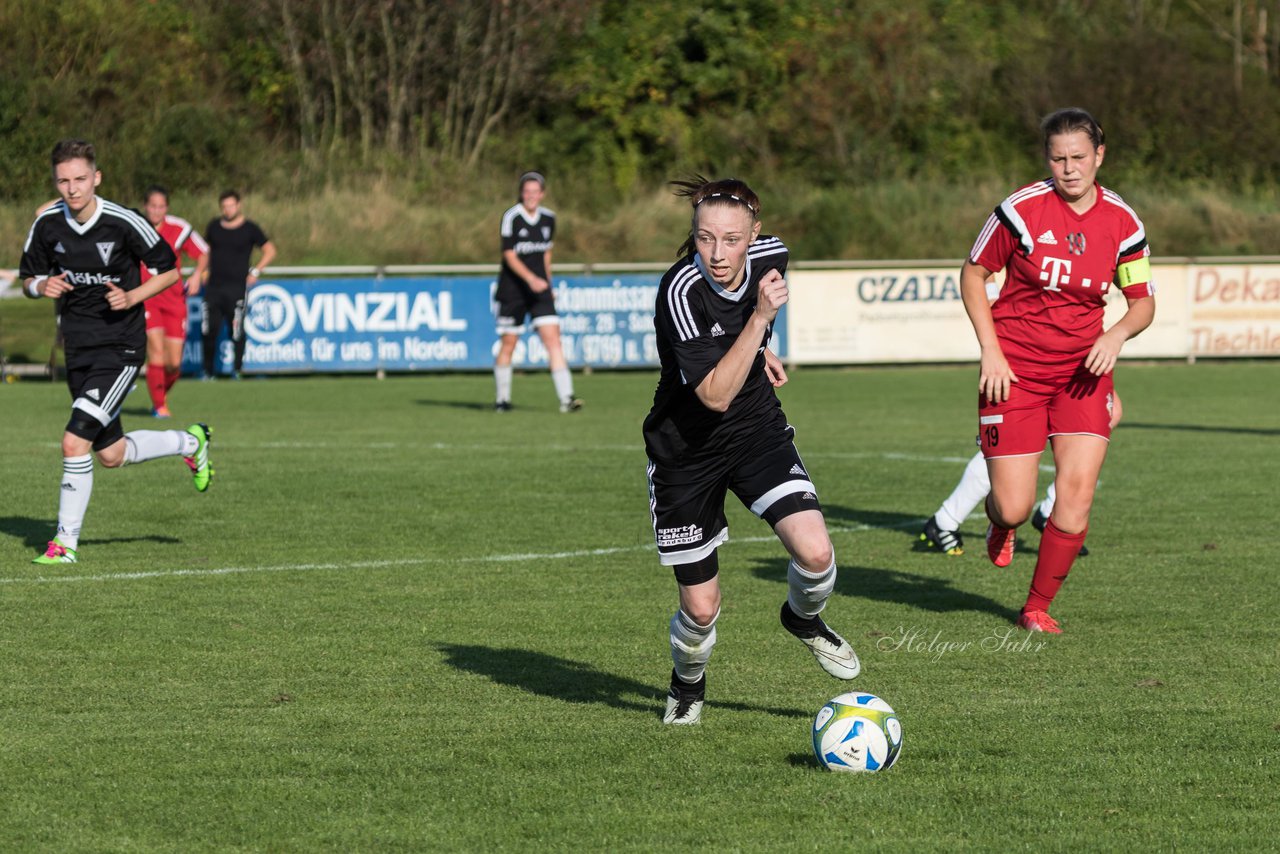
[1025,518,1087,613]
[146,365,167,410]
[164,367,181,393]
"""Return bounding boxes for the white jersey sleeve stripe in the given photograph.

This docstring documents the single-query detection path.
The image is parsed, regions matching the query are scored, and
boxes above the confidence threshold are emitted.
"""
[166,215,194,253]
[500,205,522,238]
[102,201,161,247]
[969,212,1001,262]
[666,266,701,341]
[996,197,1035,256]
[1101,189,1149,257]
[22,206,63,254]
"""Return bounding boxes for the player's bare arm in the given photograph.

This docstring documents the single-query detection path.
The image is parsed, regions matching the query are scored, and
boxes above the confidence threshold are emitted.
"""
[105,268,179,310]
[961,259,1018,404]
[1084,295,1154,376]
[248,240,277,287]
[695,269,787,412]
[188,253,209,296]
[24,273,72,299]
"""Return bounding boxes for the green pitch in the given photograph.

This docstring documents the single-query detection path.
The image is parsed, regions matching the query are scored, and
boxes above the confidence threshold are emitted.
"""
[1,363,1276,851]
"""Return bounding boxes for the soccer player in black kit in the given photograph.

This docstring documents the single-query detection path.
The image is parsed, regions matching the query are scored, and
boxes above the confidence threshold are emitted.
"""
[643,178,860,725]
[493,171,581,412]
[196,189,276,379]
[20,140,214,564]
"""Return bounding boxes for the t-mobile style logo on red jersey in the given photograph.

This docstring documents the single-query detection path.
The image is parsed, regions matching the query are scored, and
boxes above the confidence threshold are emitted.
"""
[1038,257,1111,294]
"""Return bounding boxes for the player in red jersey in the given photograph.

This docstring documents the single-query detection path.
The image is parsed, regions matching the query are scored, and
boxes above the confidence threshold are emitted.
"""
[142,185,208,418]
[960,108,1155,634]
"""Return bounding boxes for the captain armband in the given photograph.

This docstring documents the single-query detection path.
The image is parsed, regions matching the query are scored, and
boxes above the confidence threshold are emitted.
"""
[1116,257,1151,289]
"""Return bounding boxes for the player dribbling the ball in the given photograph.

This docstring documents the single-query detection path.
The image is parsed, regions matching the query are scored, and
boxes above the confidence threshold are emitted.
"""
[643,177,860,725]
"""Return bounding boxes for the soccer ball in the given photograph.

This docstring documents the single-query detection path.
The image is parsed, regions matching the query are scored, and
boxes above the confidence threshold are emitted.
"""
[812,692,902,772]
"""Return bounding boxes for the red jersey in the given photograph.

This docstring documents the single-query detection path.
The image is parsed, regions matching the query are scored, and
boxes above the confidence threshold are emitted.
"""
[970,178,1153,373]
[141,214,208,297]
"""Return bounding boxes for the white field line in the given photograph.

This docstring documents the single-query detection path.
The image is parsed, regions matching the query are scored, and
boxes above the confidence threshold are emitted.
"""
[31,440,1055,472]
[0,518,932,587]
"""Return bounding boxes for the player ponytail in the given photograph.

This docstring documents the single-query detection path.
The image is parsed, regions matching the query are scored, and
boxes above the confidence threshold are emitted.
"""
[671,176,761,258]
[1041,108,1105,153]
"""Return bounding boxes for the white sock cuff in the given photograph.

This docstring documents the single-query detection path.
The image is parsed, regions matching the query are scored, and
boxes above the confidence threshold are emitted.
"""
[787,557,837,617]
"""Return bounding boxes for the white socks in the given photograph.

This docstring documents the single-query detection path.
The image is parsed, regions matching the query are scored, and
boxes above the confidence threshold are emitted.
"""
[935,450,991,531]
[124,429,197,465]
[56,454,94,550]
[787,557,837,618]
[551,367,574,404]
[670,609,718,683]
[494,365,513,404]
[1039,481,1057,518]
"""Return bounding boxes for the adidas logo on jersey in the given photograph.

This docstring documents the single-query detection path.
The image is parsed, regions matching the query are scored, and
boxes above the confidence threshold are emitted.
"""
[54,242,66,254]
[710,323,725,337]
[802,492,815,501]
[790,464,806,476]
[1036,229,1058,245]
[86,388,101,401]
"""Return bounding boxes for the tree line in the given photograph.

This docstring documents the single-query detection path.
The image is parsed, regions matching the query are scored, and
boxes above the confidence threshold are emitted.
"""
[1,0,1277,201]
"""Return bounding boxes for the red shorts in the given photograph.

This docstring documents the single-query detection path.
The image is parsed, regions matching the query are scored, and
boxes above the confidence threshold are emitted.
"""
[979,368,1114,458]
[144,287,188,339]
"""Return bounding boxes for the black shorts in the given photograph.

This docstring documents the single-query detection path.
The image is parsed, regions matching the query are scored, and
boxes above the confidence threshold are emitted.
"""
[65,347,142,450]
[646,433,821,566]
[495,279,558,336]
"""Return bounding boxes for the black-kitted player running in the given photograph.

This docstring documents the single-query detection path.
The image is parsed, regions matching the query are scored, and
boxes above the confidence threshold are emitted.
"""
[643,177,860,725]
[20,139,214,564]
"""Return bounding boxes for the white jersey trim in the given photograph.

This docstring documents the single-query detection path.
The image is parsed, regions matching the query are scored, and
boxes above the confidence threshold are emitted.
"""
[666,263,702,342]
[23,204,64,254]
[101,200,161,247]
[501,204,554,238]
[1100,189,1148,258]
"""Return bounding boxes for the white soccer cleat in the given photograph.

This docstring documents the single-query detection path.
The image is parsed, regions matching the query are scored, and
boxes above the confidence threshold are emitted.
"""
[781,603,861,680]
[662,671,705,725]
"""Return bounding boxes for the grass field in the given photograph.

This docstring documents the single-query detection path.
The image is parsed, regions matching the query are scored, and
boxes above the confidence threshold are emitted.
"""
[1,362,1277,851]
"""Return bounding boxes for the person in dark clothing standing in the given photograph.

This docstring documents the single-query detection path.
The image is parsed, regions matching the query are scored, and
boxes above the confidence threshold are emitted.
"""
[193,190,276,379]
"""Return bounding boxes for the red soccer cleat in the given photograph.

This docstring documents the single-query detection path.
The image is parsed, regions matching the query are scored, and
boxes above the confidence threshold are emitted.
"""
[986,523,1016,567]
[1017,608,1061,634]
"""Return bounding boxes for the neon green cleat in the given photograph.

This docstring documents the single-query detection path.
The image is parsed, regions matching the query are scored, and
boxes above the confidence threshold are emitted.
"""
[184,423,214,492]
[34,538,78,564]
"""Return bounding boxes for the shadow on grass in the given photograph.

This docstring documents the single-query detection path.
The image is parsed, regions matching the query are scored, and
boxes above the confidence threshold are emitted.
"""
[0,517,180,550]
[749,556,1020,623]
[414,399,498,412]
[1120,421,1280,437]
[820,504,1041,559]
[435,643,809,719]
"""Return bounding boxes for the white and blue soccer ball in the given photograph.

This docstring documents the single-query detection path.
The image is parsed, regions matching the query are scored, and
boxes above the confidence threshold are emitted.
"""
[812,692,902,772]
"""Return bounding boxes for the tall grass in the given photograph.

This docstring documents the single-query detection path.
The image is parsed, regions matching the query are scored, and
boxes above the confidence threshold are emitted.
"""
[2,178,1278,268]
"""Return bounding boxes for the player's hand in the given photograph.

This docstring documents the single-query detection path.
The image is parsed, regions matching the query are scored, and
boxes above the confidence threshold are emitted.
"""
[246,274,259,289]
[1084,328,1125,376]
[763,347,788,387]
[104,282,131,311]
[754,269,788,322]
[528,276,550,293]
[39,274,74,298]
[978,344,1018,405]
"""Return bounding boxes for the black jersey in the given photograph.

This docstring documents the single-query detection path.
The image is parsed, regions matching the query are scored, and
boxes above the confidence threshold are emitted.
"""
[499,204,555,288]
[205,218,269,292]
[20,198,177,356]
[642,236,791,463]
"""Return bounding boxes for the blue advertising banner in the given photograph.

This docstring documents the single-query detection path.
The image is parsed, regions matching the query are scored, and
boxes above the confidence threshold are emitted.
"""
[183,274,788,374]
